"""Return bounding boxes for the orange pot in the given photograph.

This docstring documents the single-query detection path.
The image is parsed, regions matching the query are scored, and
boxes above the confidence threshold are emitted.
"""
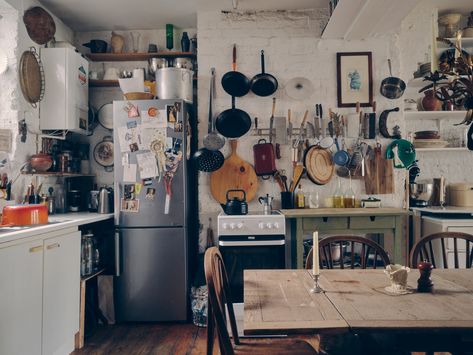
[2,204,48,226]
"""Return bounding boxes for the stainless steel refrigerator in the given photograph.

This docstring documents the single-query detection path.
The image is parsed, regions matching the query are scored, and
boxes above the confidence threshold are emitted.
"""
[112,99,193,322]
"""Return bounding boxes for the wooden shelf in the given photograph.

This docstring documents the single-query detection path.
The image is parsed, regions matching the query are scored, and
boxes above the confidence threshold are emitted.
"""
[405,111,467,120]
[415,147,469,152]
[89,79,119,87]
[21,172,94,177]
[86,51,196,62]
[322,0,421,40]
[438,37,473,48]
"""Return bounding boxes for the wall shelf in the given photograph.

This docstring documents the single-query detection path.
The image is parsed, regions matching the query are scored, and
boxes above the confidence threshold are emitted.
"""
[405,111,467,120]
[89,79,119,87]
[86,51,196,62]
[322,0,421,40]
[415,147,469,152]
[21,172,95,177]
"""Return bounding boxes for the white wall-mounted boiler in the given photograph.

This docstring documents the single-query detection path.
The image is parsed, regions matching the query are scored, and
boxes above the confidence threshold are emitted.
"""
[40,47,89,134]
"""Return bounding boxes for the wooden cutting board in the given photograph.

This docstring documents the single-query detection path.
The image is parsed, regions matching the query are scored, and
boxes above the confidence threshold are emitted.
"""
[210,140,259,204]
[364,145,394,194]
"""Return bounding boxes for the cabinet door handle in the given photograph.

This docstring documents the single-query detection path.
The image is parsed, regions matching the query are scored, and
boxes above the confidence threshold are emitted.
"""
[46,242,60,250]
[29,245,43,253]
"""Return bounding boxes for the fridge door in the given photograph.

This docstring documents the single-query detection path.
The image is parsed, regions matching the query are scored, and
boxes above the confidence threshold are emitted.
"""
[114,227,187,321]
[113,99,190,228]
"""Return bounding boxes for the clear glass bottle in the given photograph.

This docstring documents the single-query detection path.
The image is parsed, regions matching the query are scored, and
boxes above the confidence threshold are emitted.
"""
[296,184,305,209]
[332,178,344,208]
[308,189,319,208]
[344,174,356,208]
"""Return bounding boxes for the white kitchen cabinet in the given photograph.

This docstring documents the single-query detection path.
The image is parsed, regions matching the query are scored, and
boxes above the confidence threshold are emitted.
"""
[0,239,44,355]
[42,231,81,355]
[0,227,81,355]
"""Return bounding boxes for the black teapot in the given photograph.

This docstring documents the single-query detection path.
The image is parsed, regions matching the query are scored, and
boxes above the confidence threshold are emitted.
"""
[222,189,248,215]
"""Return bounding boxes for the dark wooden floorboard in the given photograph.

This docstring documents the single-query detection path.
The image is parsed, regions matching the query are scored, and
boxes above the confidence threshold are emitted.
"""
[72,323,207,355]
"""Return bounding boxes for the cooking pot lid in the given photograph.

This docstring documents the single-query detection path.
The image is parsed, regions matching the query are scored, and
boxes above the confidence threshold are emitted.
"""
[98,103,113,130]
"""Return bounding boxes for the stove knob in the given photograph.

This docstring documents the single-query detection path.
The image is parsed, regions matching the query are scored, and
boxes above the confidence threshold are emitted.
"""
[266,223,273,229]
[258,222,265,229]
[230,223,236,229]
[222,223,228,230]
[237,223,243,229]
[274,222,280,229]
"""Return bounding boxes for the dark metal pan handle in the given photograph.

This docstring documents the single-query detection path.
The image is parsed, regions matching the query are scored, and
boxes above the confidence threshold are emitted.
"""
[260,50,265,74]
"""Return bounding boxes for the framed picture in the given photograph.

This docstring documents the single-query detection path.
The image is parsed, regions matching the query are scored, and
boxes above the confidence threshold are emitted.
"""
[337,52,373,107]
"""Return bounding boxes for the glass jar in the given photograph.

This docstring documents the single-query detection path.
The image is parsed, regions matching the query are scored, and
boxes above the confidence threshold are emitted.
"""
[308,189,319,208]
[81,233,94,276]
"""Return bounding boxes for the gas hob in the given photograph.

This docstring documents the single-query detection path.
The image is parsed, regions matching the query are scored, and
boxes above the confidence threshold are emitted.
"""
[217,211,285,236]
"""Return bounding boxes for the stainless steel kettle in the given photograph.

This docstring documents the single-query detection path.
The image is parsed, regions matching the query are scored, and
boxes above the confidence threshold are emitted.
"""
[98,187,113,214]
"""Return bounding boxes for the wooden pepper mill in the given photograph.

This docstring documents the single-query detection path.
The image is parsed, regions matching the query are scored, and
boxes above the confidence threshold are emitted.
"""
[417,260,434,292]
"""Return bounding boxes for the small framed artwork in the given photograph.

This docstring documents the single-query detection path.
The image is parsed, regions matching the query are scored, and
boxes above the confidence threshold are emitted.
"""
[337,52,373,107]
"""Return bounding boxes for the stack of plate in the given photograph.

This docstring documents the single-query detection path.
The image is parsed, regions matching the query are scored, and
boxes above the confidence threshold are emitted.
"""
[413,130,449,148]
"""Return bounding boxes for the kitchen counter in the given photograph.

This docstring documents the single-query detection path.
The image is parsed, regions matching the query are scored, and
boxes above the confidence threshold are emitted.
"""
[281,208,408,267]
[0,212,114,245]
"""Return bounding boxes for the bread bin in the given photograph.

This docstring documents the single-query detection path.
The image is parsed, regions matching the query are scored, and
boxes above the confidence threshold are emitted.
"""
[448,183,473,207]
[2,204,48,226]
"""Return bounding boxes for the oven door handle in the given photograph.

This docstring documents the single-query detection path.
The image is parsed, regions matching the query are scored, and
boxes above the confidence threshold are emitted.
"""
[218,240,285,247]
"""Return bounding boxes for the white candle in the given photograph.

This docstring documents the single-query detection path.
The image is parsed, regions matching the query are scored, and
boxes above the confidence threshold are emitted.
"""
[312,231,319,276]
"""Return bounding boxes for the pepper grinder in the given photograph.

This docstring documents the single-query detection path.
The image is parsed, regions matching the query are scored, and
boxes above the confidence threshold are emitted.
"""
[417,260,434,292]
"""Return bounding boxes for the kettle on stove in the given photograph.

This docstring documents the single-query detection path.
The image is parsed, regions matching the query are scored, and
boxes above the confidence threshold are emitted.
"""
[221,189,248,215]
[98,186,114,214]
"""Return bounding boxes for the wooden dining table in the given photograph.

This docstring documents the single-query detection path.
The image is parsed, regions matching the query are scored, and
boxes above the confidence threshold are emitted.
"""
[244,269,473,339]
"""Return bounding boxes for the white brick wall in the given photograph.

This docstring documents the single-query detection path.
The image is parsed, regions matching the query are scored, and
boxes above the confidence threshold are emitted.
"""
[197,9,409,245]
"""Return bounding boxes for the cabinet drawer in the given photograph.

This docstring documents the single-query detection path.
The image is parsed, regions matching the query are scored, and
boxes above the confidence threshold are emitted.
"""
[350,216,395,229]
[303,217,348,231]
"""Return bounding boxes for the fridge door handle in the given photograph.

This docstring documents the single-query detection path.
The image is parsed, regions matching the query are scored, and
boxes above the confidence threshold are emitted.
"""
[115,230,121,277]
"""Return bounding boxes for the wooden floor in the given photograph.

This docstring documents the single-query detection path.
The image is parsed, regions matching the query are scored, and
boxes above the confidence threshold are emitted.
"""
[73,323,452,355]
[72,323,207,355]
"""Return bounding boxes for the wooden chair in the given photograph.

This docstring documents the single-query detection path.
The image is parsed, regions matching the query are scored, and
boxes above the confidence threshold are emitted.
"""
[204,247,318,355]
[410,231,473,269]
[306,235,391,270]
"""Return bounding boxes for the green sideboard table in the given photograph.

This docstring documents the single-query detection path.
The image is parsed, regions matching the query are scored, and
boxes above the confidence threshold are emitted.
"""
[281,208,409,268]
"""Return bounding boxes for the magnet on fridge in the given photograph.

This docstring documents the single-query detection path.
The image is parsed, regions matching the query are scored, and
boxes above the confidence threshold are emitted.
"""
[120,198,139,213]
[166,105,177,123]
[143,178,153,186]
[145,187,156,200]
[124,102,140,118]
[127,120,137,129]
[135,183,142,194]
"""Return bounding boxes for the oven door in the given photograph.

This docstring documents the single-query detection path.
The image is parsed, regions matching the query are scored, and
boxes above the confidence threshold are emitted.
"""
[218,235,285,303]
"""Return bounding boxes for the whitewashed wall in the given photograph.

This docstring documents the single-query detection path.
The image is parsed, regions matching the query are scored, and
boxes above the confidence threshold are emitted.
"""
[196,9,411,247]
[0,0,73,201]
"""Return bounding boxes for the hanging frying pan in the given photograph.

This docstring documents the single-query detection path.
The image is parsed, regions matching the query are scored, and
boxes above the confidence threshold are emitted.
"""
[23,7,56,45]
[221,44,250,97]
[19,47,44,108]
[215,96,251,138]
[304,145,334,185]
[93,136,114,172]
[250,50,278,97]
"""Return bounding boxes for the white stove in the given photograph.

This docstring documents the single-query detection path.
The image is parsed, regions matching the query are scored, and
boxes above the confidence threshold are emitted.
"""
[217,211,285,236]
[217,211,287,304]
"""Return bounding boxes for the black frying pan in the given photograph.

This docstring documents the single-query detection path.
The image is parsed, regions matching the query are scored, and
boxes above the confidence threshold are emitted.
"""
[215,96,251,138]
[250,50,278,97]
[221,44,250,97]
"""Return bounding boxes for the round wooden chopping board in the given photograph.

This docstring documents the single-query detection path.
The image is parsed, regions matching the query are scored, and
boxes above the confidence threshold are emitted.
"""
[210,140,259,204]
[304,146,334,185]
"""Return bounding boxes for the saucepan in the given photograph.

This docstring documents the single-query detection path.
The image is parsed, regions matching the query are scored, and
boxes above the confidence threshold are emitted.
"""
[380,59,406,99]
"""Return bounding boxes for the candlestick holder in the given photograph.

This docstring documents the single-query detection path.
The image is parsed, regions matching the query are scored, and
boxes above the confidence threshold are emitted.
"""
[310,273,324,293]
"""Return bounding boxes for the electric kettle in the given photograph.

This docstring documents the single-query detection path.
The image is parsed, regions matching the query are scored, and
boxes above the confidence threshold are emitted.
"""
[98,186,113,214]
